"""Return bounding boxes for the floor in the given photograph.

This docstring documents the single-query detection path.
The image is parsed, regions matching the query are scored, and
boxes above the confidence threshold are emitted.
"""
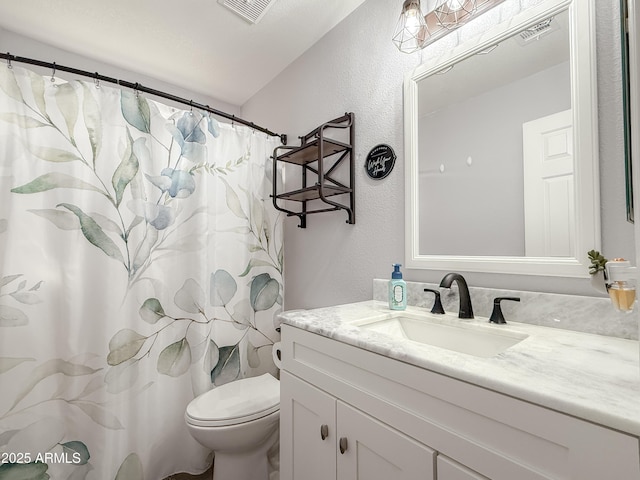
[162,464,280,480]
[163,438,279,480]
[163,465,213,480]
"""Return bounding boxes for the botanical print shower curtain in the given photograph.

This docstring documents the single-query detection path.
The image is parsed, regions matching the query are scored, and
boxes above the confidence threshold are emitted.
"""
[0,64,283,479]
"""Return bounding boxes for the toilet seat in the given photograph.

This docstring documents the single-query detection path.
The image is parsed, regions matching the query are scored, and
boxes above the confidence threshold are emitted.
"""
[185,373,280,427]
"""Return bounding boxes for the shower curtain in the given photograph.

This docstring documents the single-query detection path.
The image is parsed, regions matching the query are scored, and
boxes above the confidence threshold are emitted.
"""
[0,64,283,479]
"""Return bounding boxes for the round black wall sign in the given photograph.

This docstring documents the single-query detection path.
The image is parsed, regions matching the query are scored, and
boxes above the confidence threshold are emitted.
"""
[365,144,396,180]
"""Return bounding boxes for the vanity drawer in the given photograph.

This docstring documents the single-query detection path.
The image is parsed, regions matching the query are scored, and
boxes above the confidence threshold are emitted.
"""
[281,325,640,480]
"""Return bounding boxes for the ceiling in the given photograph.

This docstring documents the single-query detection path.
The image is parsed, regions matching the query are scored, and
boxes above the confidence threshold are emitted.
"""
[0,0,368,106]
[418,9,570,116]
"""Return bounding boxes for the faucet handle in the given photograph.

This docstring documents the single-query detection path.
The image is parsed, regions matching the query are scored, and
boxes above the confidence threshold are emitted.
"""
[489,297,520,324]
[424,288,445,314]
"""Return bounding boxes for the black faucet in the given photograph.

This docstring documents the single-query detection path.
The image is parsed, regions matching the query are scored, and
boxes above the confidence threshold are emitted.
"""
[439,273,474,319]
[489,297,521,324]
[423,288,445,314]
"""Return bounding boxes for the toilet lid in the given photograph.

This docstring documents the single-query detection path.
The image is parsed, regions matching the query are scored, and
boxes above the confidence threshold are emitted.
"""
[186,373,280,427]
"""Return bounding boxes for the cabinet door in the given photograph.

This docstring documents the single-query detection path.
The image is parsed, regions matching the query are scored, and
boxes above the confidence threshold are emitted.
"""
[437,456,489,480]
[280,371,337,480]
[337,402,436,480]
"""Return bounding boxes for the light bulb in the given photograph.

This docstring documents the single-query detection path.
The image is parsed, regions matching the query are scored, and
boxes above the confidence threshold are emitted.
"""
[446,0,465,11]
[435,0,477,29]
[404,8,423,36]
[392,0,429,54]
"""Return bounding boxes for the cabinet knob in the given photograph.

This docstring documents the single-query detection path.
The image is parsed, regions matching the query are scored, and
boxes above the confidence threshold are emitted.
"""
[339,437,348,454]
[320,424,328,440]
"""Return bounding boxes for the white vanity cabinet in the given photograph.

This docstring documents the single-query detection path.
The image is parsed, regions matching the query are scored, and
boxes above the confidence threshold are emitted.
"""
[437,456,489,480]
[279,325,640,480]
[280,370,436,480]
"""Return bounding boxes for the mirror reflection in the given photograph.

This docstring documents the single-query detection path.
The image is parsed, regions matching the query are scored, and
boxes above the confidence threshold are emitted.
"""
[418,10,571,257]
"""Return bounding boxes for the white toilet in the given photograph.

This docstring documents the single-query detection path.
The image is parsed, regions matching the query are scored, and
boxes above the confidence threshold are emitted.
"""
[185,373,280,480]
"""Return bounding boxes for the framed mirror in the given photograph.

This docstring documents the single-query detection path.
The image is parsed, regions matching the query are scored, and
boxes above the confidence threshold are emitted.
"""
[404,0,600,277]
[620,0,634,223]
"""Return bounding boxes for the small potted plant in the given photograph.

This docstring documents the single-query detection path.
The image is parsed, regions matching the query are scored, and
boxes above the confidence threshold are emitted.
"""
[587,249,608,293]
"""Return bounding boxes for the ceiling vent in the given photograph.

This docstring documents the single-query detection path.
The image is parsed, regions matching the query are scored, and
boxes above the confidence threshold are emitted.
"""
[516,17,559,45]
[217,0,277,24]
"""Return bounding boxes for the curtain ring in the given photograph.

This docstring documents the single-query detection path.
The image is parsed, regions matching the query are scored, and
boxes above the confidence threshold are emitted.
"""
[6,52,12,70]
[50,62,58,88]
[94,72,100,89]
[134,82,140,98]
[189,100,194,116]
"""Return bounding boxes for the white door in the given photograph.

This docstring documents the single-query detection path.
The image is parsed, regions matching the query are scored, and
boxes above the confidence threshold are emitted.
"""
[280,371,337,480]
[522,110,574,257]
[336,402,435,480]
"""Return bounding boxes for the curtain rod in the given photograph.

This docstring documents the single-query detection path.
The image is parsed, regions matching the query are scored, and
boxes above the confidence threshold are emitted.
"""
[0,52,287,145]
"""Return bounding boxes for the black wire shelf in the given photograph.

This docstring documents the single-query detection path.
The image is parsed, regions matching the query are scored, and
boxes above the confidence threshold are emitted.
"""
[272,113,355,228]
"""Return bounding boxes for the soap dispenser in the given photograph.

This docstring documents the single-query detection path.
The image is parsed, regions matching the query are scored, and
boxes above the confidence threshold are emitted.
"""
[389,264,407,311]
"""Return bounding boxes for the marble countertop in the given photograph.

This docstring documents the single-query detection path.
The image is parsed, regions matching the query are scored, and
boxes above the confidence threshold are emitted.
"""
[278,300,640,436]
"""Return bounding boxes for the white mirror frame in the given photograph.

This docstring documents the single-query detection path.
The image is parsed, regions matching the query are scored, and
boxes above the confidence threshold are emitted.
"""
[404,0,599,278]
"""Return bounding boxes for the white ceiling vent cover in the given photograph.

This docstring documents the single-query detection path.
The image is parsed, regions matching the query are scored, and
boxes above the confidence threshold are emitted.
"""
[516,17,559,45]
[218,0,278,24]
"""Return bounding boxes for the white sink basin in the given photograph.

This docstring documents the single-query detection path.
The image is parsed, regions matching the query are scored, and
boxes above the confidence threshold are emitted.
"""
[352,312,528,358]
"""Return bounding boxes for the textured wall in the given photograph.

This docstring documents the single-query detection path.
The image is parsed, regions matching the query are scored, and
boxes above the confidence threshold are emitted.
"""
[242,0,634,310]
[0,27,241,117]
[1,2,627,312]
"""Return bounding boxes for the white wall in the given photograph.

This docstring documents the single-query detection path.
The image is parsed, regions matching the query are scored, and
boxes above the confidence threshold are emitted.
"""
[1,1,631,311]
[0,26,241,117]
[242,0,635,310]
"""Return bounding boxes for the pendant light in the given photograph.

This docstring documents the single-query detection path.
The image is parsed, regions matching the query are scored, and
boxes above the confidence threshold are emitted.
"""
[392,0,506,53]
[434,0,478,29]
[392,0,429,54]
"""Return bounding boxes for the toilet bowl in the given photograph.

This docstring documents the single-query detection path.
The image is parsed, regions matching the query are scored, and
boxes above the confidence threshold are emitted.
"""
[185,373,280,480]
